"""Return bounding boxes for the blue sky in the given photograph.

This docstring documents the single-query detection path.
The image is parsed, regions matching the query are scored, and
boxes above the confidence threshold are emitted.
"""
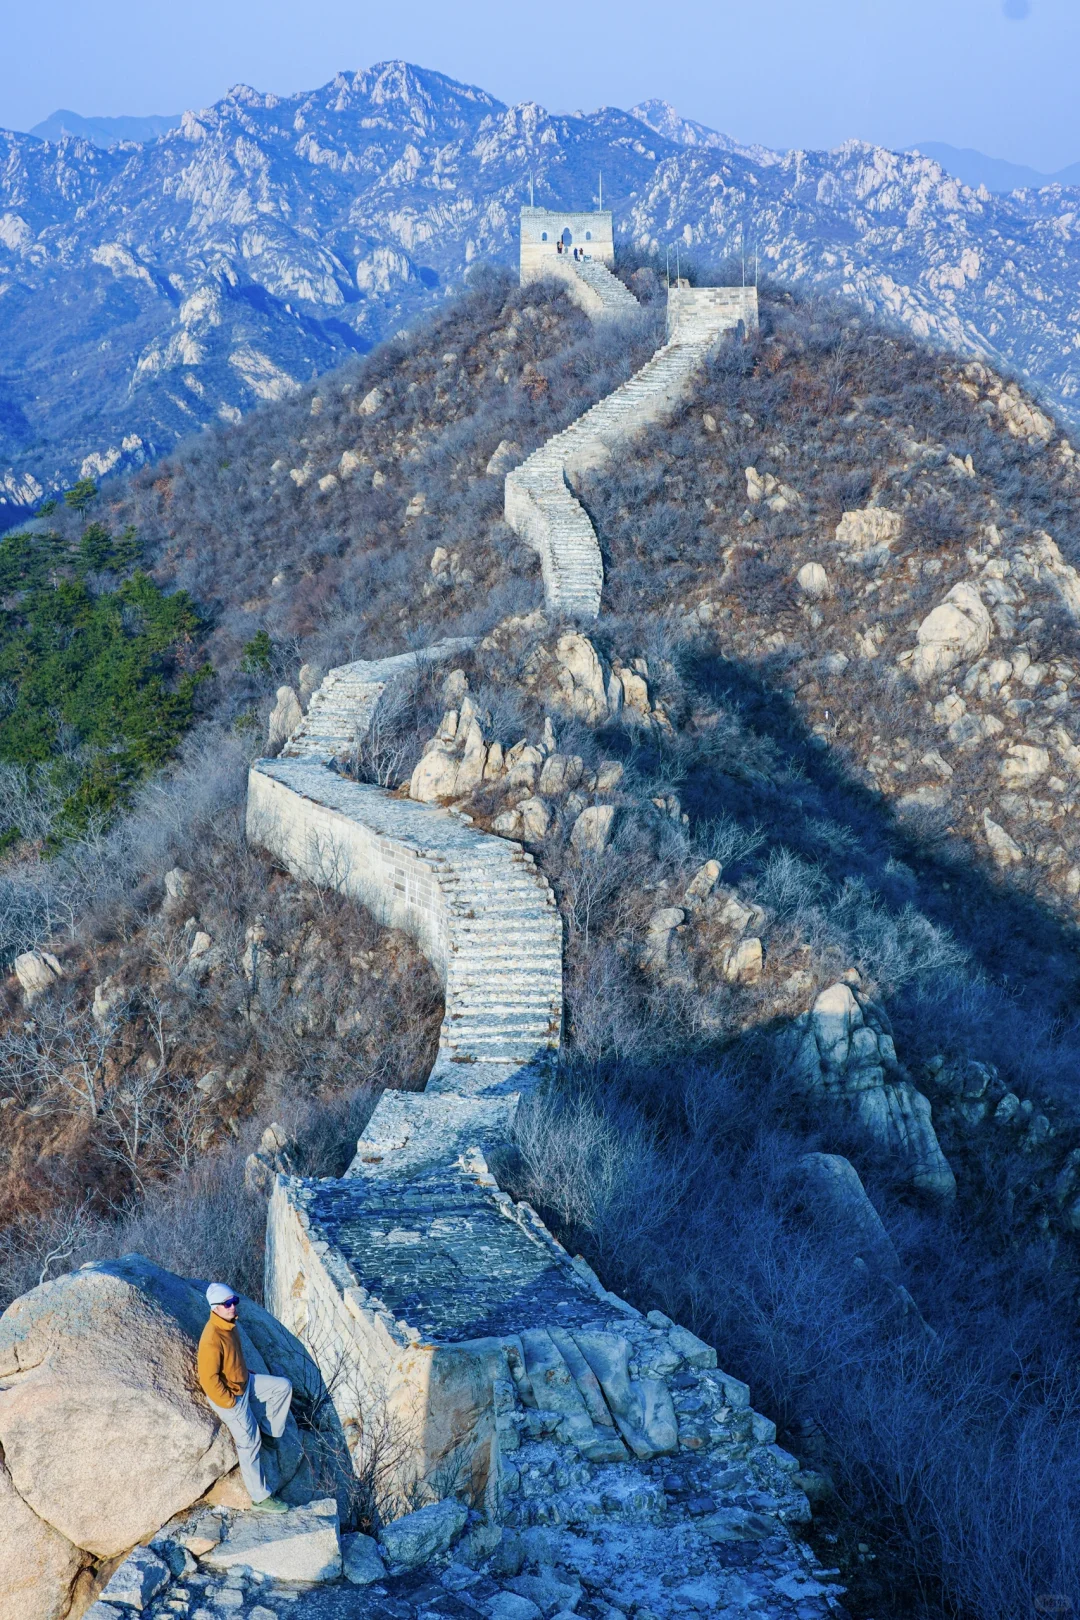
[4,0,1077,170]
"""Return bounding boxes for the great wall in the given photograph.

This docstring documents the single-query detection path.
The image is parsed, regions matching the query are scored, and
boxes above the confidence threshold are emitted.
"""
[218,215,850,1614]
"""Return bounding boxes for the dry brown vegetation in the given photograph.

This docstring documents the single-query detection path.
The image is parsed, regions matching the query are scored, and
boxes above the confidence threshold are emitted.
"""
[5,269,1080,1619]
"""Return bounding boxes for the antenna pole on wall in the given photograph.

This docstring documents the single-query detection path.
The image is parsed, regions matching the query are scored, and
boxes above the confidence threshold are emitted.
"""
[666,244,671,288]
[530,177,535,208]
[676,244,680,285]
[598,172,602,210]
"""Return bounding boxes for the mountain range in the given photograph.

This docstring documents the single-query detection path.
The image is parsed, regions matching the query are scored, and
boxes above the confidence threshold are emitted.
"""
[4,59,1080,517]
[28,109,182,147]
[913,140,1080,195]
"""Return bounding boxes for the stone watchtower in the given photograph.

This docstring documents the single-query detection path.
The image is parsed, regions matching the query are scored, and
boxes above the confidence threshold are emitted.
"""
[519,206,615,280]
[518,206,638,321]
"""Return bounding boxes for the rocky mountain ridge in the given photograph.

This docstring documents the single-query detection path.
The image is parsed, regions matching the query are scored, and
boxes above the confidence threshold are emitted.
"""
[4,60,1080,511]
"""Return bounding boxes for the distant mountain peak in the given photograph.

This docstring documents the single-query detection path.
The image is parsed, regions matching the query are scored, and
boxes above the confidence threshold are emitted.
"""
[912,140,1080,194]
[28,108,181,149]
[630,98,781,165]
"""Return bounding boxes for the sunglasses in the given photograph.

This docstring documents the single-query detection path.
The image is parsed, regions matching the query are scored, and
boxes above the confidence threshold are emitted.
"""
[217,1297,239,1309]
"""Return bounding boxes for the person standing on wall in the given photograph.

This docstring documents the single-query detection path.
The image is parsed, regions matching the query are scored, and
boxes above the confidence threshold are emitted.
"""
[197,1282,293,1512]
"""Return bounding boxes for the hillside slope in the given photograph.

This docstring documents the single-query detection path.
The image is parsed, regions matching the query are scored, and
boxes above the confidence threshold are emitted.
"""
[3,271,1080,1617]
[4,61,1080,509]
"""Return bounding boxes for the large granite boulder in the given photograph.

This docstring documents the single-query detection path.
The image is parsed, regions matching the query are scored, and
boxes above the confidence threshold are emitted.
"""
[0,1259,235,1561]
[0,1253,319,1620]
[0,1455,87,1620]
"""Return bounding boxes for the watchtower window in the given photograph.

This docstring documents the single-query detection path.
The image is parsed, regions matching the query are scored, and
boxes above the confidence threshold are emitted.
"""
[585,231,592,241]
[561,227,573,246]
[541,231,547,241]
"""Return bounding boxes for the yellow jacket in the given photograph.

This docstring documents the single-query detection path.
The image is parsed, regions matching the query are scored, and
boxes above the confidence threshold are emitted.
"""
[197,1312,248,1408]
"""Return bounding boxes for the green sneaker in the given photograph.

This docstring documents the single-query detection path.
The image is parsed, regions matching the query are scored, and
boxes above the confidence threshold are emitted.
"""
[251,1496,289,1513]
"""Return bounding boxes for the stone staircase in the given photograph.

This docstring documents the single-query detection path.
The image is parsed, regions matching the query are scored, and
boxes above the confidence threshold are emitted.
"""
[505,287,758,620]
[249,755,562,1086]
[568,256,641,318]
[282,640,473,765]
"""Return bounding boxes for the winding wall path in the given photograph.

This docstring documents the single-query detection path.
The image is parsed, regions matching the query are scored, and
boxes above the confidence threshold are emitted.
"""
[505,279,759,619]
[246,279,806,1555]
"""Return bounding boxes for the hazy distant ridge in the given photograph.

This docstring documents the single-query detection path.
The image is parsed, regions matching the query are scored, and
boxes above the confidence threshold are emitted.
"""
[28,108,181,148]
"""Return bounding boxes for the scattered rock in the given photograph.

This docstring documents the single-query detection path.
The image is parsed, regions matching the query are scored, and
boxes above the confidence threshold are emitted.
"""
[538,753,584,796]
[1000,744,1049,787]
[244,1123,299,1195]
[684,859,721,905]
[723,936,763,983]
[641,907,685,971]
[13,950,63,1004]
[903,582,992,683]
[570,805,615,854]
[518,796,552,842]
[796,562,830,599]
[162,867,191,910]
[357,386,383,416]
[379,1498,467,1569]
[835,507,903,552]
[341,1530,386,1585]
[983,811,1024,865]
[201,1498,341,1582]
[486,439,522,477]
[267,687,302,753]
[552,633,608,724]
[91,977,126,1026]
[97,1546,171,1611]
[487,1595,541,1620]
[791,1153,901,1279]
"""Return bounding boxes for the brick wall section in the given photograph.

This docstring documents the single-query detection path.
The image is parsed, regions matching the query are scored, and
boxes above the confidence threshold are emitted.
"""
[504,281,760,620]
[246,281,818,1574]
[247,759,562,1079]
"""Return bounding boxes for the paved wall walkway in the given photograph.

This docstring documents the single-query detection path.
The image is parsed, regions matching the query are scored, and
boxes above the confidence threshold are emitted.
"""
[505,281,759,619]
[240,283,836,1614]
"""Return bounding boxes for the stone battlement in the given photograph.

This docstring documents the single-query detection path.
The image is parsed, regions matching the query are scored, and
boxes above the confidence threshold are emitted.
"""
[668,283,760,341]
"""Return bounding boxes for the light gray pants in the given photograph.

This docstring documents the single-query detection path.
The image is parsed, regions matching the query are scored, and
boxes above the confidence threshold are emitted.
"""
[209,1374,293,1503]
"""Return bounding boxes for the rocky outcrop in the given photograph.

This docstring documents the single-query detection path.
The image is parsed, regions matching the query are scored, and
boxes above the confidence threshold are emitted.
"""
[789,981,956,1198]
[900,581,992,684]
[0,1254,317,1620]
[12,949,63,1005]
[790,1152,901,1280]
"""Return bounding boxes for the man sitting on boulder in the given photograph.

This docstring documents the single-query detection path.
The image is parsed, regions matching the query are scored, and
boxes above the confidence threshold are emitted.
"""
[198,1282,292,1512]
